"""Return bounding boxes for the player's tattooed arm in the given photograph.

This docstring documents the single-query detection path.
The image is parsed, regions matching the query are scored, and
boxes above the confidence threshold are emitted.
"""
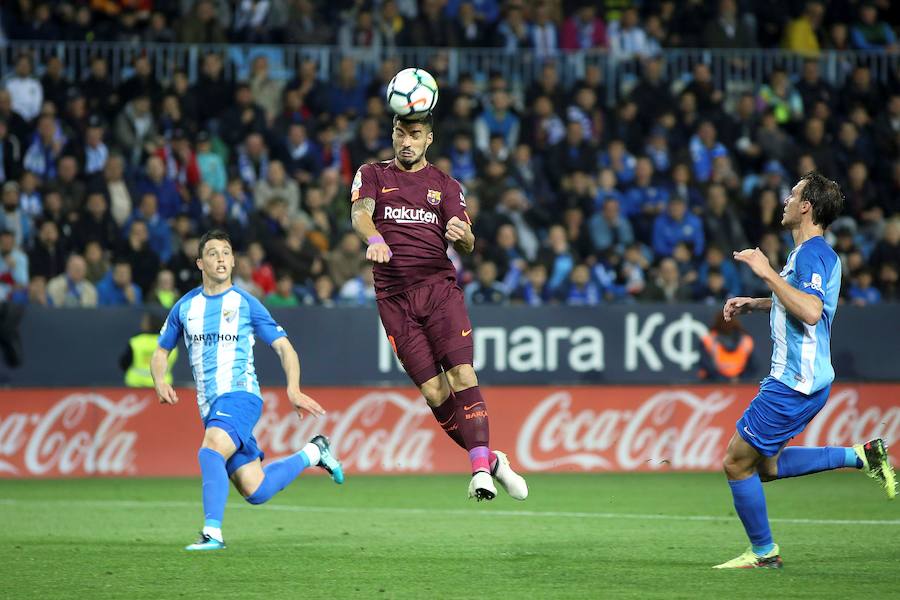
[445,216,474,254]
[352,197,392,263]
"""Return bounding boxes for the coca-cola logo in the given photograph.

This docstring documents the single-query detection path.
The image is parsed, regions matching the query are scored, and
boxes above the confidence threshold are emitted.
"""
[0,393,149,476]
[802,388,900,449]
[516,390,735,471]
[255,391,436,472]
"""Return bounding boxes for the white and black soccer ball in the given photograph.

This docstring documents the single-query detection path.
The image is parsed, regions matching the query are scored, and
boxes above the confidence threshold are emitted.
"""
[386,68,439,119]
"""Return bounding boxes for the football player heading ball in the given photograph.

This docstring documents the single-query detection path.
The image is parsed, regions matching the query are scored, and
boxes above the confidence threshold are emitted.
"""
[350,77,527,501]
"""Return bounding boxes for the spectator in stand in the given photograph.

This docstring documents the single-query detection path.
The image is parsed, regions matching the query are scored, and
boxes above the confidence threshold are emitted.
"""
[474,89,520,155]
[4,54,43,123]
[266,271,300,308]
[796,59,835,114]
[73,192,119,252]
[689,120,728,183]
[588,198,634,254]
[146,269,179,309]
[326,231,366,290]
[702,183,748,254]
[628,57,673,126]
[609,7,657,61]
[782,1,824,55]
[850,3,897,51]
[509,262,550,306]
[136,155,181,220]
[23,115,65,179]
[598,139,636,186]
[848,267,882,305]
[465,261,509,305]
[652,196,705,258]
[560,4,607,51]
[563,263,602,306]
[127,193,172,262]
[193,53,233,126]
[702,0,755,49]
[269,215,323,287]
[529,2,558,59]
[698,245,742,298]
[624,157,669,238]
[640,257,692,302]
[339,263,377,306]
[29,220,66,280]
[254,160,301,216]
[235,132,271,189]
[117,219,160,295]
[249,55,285,124]
[0,230,28,302]
[97,259,142,306]
[757,69,804,127]
[114,95,157,168]
[83,241,108,285]
[195,131,227,193]
[47,254,97,307]
[0,182,31,249]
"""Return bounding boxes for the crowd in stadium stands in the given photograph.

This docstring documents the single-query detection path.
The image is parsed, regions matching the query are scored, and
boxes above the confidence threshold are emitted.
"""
[0,0,898,309]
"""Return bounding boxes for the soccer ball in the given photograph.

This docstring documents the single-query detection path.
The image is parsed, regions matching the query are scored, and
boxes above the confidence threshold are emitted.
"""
[386,68,439,119]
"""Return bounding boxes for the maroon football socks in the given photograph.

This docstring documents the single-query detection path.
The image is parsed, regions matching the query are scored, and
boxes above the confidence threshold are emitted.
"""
[430,388,498,474]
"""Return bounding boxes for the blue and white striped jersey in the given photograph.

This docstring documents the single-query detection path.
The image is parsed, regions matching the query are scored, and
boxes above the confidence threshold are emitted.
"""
[158,286,287,419]
[769,236,841,395]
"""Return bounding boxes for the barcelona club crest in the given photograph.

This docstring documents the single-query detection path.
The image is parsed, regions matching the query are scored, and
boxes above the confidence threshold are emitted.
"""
[426,189,442,206]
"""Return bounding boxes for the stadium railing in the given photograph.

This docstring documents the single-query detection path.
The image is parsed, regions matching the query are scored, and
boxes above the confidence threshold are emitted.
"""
[2,42,898,107]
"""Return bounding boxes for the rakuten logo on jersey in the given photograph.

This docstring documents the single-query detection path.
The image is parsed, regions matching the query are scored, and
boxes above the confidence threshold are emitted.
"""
[383,206,439,225]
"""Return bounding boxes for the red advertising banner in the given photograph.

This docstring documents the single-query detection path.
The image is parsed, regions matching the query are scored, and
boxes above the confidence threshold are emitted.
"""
[0,385,898,478]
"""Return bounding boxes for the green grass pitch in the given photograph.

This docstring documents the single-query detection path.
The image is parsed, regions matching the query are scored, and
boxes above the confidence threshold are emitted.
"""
[1,472,897,599]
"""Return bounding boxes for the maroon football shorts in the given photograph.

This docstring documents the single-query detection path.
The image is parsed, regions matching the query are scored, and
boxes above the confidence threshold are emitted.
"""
[376,277,475,386]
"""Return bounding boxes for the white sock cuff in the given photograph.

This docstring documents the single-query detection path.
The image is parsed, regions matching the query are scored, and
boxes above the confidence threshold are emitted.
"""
[301,442,321,466]
[202,526,223,542]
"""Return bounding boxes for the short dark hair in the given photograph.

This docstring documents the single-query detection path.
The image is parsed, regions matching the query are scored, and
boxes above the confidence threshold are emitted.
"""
[198,229,231,255]
[799,172,844,229]
[393,112,434,132]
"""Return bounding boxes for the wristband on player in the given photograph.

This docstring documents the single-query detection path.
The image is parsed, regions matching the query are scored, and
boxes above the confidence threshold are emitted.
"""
[367,235,392,257]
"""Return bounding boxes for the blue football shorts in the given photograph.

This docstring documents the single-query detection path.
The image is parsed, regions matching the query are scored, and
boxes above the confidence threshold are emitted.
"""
[736,376,831,457]
[204,391,265,475]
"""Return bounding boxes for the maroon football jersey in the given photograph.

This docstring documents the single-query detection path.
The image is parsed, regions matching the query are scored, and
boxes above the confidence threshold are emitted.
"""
[352,160,470,299]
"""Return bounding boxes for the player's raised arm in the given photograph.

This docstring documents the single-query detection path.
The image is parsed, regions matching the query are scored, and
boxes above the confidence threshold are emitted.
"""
[350,166,392,263]
[734,247,824,326]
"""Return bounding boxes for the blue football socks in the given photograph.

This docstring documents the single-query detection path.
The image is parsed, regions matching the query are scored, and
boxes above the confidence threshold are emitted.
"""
[728,474,773,553]
[776,447,860,479]
[245,450,311,505]
[198,447,229,531]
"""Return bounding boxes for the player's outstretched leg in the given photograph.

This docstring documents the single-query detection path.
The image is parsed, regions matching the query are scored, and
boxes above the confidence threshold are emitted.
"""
[854,438,897,499]
[772,446,862,480]
[243,436,344,507]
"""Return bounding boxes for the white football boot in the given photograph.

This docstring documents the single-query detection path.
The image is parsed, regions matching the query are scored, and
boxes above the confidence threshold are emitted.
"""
[491,450,528,501]
[468,470,496,501]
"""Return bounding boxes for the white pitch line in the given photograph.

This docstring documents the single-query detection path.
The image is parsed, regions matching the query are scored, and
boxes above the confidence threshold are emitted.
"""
[1,498,898,526]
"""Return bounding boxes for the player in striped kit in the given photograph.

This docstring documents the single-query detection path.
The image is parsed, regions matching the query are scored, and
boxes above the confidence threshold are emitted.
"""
[714,173,896,569]
[151,229,344,551]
